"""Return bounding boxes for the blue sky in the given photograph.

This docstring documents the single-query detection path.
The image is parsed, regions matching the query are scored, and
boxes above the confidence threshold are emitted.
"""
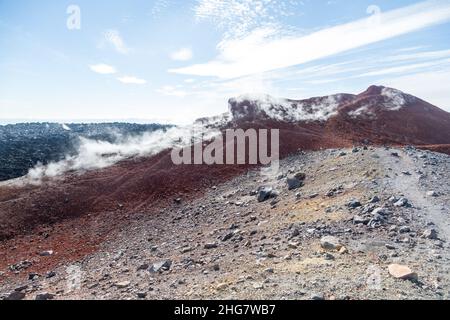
[1,0,450,124]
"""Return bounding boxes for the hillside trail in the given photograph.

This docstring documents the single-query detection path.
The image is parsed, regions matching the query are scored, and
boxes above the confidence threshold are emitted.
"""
[379,148,450,240]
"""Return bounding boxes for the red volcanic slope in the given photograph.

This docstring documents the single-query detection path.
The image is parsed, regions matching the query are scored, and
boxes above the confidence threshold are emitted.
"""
[1,85,450,276]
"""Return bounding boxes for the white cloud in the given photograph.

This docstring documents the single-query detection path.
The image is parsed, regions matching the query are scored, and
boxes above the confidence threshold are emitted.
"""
[170,48,193,61]
[117,76,147,85]
[171,0,450,79]
[104,29,131,54]
[89,64,117,74]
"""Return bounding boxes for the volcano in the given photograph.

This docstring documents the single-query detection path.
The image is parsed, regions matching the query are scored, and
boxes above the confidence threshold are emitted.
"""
[1,85,450,278]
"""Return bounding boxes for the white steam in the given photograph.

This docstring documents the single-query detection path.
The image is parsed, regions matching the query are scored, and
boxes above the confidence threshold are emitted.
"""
[25,124,221,185]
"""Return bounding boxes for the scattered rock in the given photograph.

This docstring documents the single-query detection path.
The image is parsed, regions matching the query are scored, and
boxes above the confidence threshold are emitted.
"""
[115,281,131,289]
[353,215,369,225]
[394,198,410,207]
[399,226,411,234]
[320,236,342,251]
[137,263,149,271]
[421,229,438,240]
[35,292,55,300]
[9,260,32,272]
[221,232,234,242]
[311,293,325,300]
[150,260,172,273]
[204,243,218,249]
[5,291,26,301]
[385,244,396,250]
[339,246,348,254]
[388,264,417,280]
[347,199,362,209]
[286,173,306,190]
[369,196,380,203]
[426,191,438,197]
[216,283,228,291]
[39,250,54,257]
[257,187,278,202]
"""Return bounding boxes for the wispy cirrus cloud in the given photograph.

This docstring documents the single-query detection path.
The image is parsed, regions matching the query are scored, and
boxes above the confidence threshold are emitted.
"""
[103,29,131,54]
[194,0,303,38]
[172,0,450,79]
[117,76,147,84]
[89,64,117,74]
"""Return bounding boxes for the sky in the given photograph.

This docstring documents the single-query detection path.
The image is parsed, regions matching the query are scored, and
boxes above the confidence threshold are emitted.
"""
[1,0,450,125]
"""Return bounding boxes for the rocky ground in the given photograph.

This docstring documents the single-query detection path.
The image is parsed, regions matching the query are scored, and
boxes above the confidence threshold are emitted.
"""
[1,146,449,300]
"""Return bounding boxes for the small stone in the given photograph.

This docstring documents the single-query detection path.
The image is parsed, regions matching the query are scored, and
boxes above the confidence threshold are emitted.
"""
[46,271,56,279]
[422,229,438,240]
[5,291,26,300]
[204,243,218,249]
[347,199,362,209]
[426,191,438,197]
[394,198,410,207]
[39,250,53,257]
[353,215,369,225]
[137,263,149,271]
[388,264,417,280]
[181,247,193,254]
[115,281,131,289]
[212,264,220,271]
[399,226,411,234]
[137,292,147,299]
[311,293,325,300]
[216,283,228,291]
[257,187,277,202]
[385,244,396,250]
[35,292,55,300]
[253,283,264,290]
[369,196,380,203]
[320,236,342,251]
[150,260,172,273]
[286,173,306,190]
[221,232,234,242]
[28,273,40,281]
[339,246,348,254]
